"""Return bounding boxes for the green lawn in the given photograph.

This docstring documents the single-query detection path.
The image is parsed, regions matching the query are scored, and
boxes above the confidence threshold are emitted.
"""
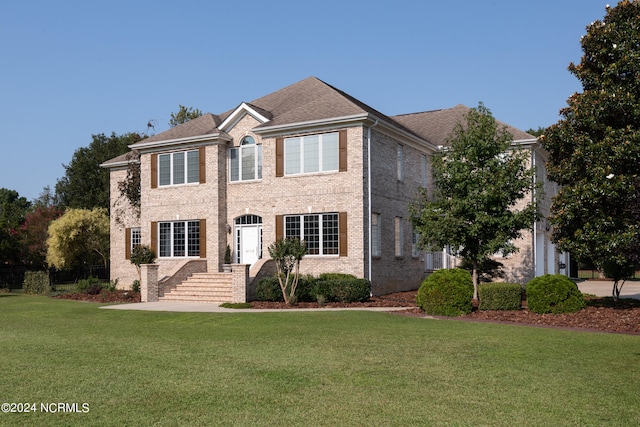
[1,294,639,426]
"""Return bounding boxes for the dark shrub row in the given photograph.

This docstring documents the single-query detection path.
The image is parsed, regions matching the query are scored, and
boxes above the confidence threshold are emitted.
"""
[478,282,522,311]
[416,271,585,316]
[255,273,371,303]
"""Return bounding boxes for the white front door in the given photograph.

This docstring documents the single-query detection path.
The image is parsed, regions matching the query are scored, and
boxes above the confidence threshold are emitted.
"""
[239,225,261,266]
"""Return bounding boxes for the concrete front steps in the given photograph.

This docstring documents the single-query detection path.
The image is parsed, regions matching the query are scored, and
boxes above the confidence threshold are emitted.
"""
[159,272,233,303]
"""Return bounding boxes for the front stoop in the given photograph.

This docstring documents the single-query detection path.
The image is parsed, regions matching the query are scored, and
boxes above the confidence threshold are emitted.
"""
[159,272,233,303]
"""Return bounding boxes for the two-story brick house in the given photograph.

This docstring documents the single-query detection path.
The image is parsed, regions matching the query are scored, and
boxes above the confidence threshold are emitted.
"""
[102,76,566,302]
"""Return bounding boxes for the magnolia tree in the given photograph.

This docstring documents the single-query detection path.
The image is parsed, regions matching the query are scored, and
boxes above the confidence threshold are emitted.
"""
[541,1,640,300]
[267,238,307,305]
[410,104,539,300]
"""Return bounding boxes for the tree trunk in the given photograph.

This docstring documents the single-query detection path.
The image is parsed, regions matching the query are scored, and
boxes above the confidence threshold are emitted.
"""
[472,261,479,301]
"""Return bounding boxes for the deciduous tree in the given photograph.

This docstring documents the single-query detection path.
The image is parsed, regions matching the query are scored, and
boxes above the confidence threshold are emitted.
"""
[541,1,640,299]
[0,188,31,265]
[19,205,63,269]
[46,208,110,270]
[410,103,539,300]
[55,132,142,210]
[169,105,202,127]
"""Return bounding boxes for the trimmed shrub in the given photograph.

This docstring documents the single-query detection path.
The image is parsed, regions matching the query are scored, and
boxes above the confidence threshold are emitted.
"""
[131,280,140,293]
[478,282,522,311]
[293,275,316,302]
[255,273,371,303]
[23,271,50,295]
[416,268,474,316]
[313,275,370,303]
[526,274,585,314]
[76,277,103,294]
[255,276,284,302]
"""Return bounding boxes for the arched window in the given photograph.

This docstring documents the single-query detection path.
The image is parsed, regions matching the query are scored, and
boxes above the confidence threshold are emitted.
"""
[230,136,262,182]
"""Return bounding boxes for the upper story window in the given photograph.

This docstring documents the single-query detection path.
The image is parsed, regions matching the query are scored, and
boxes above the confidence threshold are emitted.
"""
[284,132,339,175]
[158,150,200,186]
[421,154,428,187]
[397,144,404,181]
[230,136,262,182]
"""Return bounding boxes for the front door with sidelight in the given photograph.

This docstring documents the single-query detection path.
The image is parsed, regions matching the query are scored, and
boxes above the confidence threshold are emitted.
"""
[234,215,262,267]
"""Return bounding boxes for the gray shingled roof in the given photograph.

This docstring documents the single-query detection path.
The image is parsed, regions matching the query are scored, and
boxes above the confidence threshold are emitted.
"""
[106,79,535,167]
[392,104,536,146]
[129,77,412,147]
[130,113,222,146]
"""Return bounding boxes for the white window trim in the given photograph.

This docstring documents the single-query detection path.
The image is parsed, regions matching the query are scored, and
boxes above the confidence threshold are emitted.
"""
[229,140,262,182]
[397,144,404,181]
[284,212,339,256]
[284,132,339,176]
[158,220,200,258]
[395,216,404,258]
[158,150,199,187]
[130,227,141,253]
[371,213,381,257]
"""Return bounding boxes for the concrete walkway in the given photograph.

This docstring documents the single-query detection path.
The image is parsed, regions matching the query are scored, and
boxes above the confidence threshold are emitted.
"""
[99,279,640,313]
[100,302,412,313]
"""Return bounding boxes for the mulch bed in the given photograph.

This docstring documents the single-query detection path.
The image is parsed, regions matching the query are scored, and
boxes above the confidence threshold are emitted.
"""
[251,290,640,335]
[54,289,640,335]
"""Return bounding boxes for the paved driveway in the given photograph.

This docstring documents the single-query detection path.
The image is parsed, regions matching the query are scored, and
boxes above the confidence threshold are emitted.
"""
[576,280,640,300]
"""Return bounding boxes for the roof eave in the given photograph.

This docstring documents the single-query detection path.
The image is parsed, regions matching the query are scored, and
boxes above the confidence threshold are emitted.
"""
[129,132,232,151]
[253,113,371,136]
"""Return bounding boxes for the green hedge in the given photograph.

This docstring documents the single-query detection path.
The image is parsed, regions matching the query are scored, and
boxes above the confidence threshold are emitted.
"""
[22,271,50,295]
[526,274,585,314]
[416,268,474,316]
[255,273,371,303]
[313,276,370,303]
[478,282,522,311]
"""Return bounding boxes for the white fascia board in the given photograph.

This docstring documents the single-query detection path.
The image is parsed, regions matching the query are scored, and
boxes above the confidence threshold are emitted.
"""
[99,159,138,169]
[254,113,370,135]
[218,103,270,131]
[129,133,232,151]
[513,138,539,147]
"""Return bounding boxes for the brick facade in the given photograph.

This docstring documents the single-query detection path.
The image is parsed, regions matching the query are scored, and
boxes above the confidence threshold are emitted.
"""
[103,77,561,299]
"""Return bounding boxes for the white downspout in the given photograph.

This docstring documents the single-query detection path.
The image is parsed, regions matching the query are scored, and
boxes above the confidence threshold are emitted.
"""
[367,119,379,288]
[532,144,539,277]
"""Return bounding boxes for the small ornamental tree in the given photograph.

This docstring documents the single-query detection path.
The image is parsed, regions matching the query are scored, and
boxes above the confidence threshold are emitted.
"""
[267,238,307,305]
[130,245,156,282]
[410,103,540,300]
[541,1,640,300]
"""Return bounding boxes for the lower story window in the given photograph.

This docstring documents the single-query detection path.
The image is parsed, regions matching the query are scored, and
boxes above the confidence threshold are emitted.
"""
[285,213,338,255]
[158,220,200,257]
[131,227,141,251]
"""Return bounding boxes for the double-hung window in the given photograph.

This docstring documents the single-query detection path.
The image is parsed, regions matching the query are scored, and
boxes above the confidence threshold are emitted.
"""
[230,136,262,182]
[371,213,381,257]
[284,132,339,175]
[131,227,141,251]
[285,213,339,255]
[397,144,404,181]
[158,220,200,257]
[158,150,200,186]
[395,216,404,257]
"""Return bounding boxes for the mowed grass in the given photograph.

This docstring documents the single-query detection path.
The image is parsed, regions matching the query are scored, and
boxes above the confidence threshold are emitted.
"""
[1,295,639,426]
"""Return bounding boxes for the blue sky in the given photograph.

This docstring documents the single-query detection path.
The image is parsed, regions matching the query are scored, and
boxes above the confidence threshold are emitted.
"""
[1,0,609,201]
